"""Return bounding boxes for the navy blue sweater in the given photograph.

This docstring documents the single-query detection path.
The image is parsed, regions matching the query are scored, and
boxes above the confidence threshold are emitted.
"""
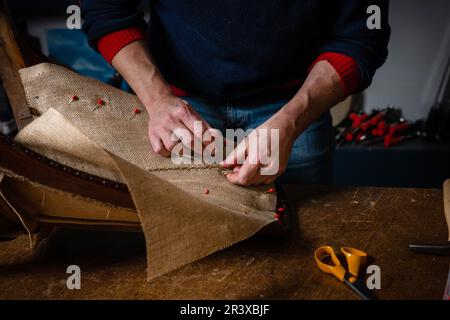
[82,0,390,103]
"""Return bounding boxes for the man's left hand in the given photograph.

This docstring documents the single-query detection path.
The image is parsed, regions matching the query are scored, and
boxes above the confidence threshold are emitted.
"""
[220,60,346,186]
[220,111,297,186]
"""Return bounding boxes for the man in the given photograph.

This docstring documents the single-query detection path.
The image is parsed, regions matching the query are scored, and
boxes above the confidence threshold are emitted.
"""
[81,0,390,186]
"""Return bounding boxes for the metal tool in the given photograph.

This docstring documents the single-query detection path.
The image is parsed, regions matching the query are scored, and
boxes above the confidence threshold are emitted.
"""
[314,246,376,300]
[409,179,450,256]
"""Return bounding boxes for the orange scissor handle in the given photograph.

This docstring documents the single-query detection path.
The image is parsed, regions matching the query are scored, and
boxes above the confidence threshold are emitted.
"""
[314,246,347,282]
[341,247,367,278]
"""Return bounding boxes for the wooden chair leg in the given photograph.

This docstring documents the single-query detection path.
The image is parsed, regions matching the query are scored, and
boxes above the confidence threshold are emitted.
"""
[0,0,33,130]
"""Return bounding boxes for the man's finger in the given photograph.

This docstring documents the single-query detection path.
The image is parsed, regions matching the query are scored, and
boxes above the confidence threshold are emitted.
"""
[226,162,260,186]
[221,138,247,168]
[172,122,194,149]
[161,129,181,152]
[203,128,223,158]
[175,119,205,157]
[179,103,212,148]
[149,135,171,157]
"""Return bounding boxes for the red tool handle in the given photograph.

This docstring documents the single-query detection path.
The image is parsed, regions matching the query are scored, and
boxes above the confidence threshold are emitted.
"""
[377,121,388,130]
[361,112,384,131]
[372,126,389,137]
[345,127,361,142]
[384,135,403,147]
[370,112,385,126]
[384,134,415,148]
[345,132,354,142]
[350,113,368,129]
[389,123,411,136]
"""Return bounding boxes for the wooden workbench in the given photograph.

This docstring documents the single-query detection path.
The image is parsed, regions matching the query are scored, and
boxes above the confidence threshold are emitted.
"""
[0,185,448,300]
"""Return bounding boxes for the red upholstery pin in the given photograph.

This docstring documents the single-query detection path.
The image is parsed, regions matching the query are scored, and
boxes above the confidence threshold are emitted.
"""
[276,207,285,213]
[68,95,79,105]
[91,99,105,112]
[128,108,142,120]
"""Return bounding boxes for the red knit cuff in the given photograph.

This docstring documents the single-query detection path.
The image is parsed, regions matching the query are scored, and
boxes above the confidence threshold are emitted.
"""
[97,27,145,64]
[169,84,189,97]
[309,52,360,96]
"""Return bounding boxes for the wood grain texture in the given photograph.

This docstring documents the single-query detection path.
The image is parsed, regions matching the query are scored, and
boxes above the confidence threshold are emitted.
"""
[0,185,448,299]
[0,1,32,129]
[0,1,25,69]
[0,44,32,129]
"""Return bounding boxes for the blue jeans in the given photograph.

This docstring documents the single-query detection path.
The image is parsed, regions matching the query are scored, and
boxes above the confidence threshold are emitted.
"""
[185,97,335,185]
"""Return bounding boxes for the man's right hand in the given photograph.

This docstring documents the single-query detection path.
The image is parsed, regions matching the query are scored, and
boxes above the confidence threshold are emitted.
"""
[110,40,211,157]
[146,94,211,157]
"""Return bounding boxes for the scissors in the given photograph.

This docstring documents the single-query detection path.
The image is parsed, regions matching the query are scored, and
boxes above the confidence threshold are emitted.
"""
[314,246,376,300]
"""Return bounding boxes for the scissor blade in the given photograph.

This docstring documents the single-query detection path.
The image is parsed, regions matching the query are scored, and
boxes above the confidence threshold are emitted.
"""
[344,277,377,300]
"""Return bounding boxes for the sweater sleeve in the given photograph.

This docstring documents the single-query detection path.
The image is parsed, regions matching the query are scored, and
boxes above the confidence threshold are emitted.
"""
[97,27,145,63]
[309,52,360,96]
[316,0,391,93]
[81,0,147,51]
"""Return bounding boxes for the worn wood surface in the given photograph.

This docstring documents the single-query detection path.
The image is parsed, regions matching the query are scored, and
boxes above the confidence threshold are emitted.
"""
[0,185,448,300]
[0,1,33,129]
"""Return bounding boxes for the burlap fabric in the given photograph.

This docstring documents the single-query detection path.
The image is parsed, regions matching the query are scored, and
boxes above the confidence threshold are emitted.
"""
[16,63,276,280]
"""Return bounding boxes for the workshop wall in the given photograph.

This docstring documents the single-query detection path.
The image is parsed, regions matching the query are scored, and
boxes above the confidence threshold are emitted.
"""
[363,0,450,121]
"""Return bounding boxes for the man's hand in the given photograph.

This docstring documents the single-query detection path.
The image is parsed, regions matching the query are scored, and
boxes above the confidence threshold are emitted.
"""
[146,94,211,156]
[110,40,211,156]
[221,112,296,185]
[221,60,345,186]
